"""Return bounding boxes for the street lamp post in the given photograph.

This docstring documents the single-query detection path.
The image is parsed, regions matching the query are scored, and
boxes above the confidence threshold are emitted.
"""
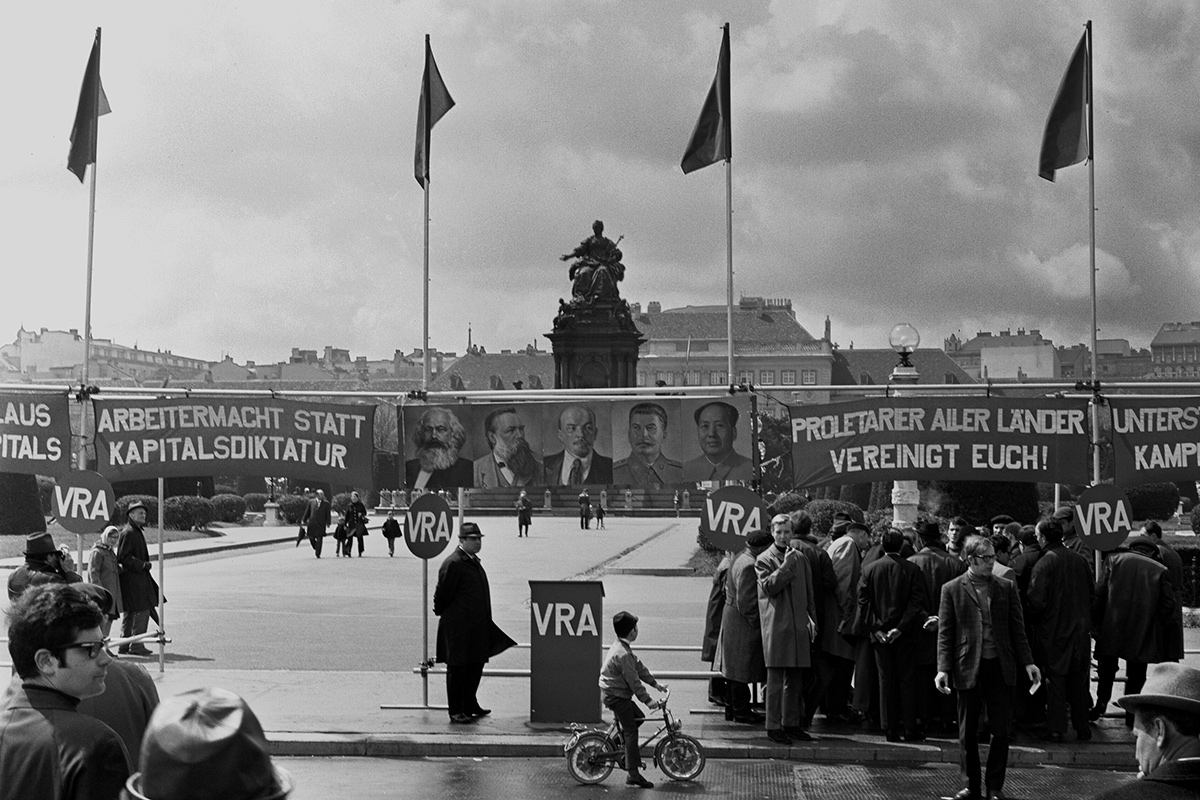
[889,323,920,529]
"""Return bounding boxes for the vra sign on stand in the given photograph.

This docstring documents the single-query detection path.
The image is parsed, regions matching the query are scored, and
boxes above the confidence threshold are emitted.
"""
[52,470,116,534]
[404,493,454,560]
[700,486,770,552]
[1074,484,1133,553]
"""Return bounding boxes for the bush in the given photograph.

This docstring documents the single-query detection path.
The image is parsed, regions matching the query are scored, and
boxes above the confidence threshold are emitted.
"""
[277,495,309,524]
[1173,544,1200,606]
[1190,505,1200,536]
[243,493,269,513]
[925,481,1040,525]
[767,492,809,516]
[1183,497,1194,514]
[113,495,159,527]
[36,476,56,515]
[210,494,247,523]
[162,496,215,531]
[801,499,864,536]
[331,492,352,516]
[214,483,237,497]
[1125,483,1180,522]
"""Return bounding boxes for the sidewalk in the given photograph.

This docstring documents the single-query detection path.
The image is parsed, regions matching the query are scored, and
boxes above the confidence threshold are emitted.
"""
[1,520,1144,768]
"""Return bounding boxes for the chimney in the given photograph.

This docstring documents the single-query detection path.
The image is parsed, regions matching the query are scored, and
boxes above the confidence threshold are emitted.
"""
[648,301,661,313]
[630,302,641,314]
[823,316,831,342]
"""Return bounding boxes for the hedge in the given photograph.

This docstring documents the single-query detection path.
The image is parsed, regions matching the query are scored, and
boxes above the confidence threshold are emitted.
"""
[800,499,865,536]
[163,496,215,531]
[243,493,269,513]
[277,495,309,524]
[211,494,247,523]
[1125,483,1180,522]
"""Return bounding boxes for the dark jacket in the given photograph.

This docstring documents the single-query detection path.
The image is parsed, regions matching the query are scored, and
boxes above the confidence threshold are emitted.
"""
[937,573,1033,690]
[300,498,331,538]
[76,661,158,771]
[1156,541,1186,662]
[855,552,929,640]
[793,536,848,659]
[717,546,769,684]
[433,547,515,665]
[908,543,966,665]
[1009,542,1043,601]
[541,451,614,486]
[701,554,731,663]
[1093,549,1176,663]
[381,517,402,541]
[115,522,161,614]
[405,457,474,490]
[345,500,368,537]
[1092,757,1200,799]
[0,683,131,799]
[6,560,79,603]
[1026,542,1093,674]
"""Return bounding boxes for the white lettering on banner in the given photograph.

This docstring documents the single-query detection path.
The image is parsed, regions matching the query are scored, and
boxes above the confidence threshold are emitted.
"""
[791,408,928,442]
[971,444,1047,471]
[405,510,451,544]
[106,436,348,470]
[0,402,53,428]
[533,603,598,637]
[1113,405,1200,434]
[96,405,287,434]
[0,434,62,461]
[1077,501,1131,537]
[52,486,110,521]
[929,407,991,433]
[1133,443,1200,471]
[292,410,367,438]
[705,499,764,537]
[829,443,960,474]
[995,407,1085,435]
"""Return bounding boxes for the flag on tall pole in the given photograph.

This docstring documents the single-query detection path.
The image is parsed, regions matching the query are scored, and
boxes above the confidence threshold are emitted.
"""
[68,28,112,183]
[1038,26,1090,182]
[414,35,455,188]
[681,23,731,174]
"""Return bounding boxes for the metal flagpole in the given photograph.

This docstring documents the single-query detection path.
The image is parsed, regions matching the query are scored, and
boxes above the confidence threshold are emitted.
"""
[1086,20,1102,581]
[725,154,734,384]
[157,476,165,672]
[423,178,431,389]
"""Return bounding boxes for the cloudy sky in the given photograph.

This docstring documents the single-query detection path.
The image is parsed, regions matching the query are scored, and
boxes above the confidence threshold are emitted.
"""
[3,1,1198,365]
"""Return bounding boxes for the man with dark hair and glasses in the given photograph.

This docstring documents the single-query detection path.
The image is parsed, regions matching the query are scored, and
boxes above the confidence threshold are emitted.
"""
[936,535,1040,800]
[1,583,131,798]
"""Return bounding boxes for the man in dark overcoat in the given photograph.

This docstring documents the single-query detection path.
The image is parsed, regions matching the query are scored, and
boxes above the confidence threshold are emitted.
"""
[718,530,771,723]
[856,528,929,742]
[1143,521,1186,664]
[116,502,162,656]
[298,489,331,558]
[433,522,515,724]
[908,521,966,734]
[937,535,1039,800]
[789,510,845,730]
[1026,518,1094,742]
[1092,534,1177,726]
[702,551,731,710]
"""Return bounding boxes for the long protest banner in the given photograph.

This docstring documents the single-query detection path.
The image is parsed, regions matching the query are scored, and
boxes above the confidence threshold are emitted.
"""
[0,393,72,477]
[1109,397,1200,485]
[789,396,1091,487]
[92,397,375,487]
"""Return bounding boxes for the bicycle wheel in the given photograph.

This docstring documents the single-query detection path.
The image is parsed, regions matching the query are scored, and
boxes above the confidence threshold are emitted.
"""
[566,732,614,785]
[654,733,706,781]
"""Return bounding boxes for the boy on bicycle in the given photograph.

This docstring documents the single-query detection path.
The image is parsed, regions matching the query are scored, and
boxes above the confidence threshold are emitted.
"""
[599,610,669,789]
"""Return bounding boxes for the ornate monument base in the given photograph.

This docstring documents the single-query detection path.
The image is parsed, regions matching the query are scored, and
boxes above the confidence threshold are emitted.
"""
[547,300,643,388]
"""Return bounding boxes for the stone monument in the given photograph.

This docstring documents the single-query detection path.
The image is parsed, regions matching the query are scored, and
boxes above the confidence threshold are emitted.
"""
[546,220,644,388]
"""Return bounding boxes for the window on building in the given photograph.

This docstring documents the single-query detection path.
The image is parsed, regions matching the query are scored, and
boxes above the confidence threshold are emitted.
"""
[709,371,727,385]
[737,370,754,385]
[781,370,797,385]
[637,372,647,386]
[686,370,702,386]
[760,370,775,385]
[801,369,817,385]
[656,371,676,386]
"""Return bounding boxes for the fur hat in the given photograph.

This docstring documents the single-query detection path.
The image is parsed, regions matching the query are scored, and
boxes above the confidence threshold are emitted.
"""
[1116,663,1200,717]
[123,687,292,800]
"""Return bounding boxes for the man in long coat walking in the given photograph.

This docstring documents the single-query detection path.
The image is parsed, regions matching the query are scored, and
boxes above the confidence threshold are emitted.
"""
[718,530,772,723]
[756,514,816,745]
[299,489,331,557]
[1027,518,1094,742]
[116,501,161,656]
[433,522,515,724]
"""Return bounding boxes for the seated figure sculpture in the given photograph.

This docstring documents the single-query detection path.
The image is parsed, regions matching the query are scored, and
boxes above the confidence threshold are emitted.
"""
[561,220,625,303]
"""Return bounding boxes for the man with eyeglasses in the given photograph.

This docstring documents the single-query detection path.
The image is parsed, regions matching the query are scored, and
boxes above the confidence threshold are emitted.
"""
[0,583,130,798]
[936,535,1040,800]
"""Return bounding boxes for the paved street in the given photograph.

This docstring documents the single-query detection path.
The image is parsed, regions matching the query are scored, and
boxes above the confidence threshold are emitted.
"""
[275,757,1136,800]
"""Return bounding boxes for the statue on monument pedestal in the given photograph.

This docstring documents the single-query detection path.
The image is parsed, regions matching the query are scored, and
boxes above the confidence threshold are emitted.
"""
[561,220,625,304]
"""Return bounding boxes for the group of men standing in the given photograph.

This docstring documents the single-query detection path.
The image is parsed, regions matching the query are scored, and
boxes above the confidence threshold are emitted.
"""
[707,506,1191,800]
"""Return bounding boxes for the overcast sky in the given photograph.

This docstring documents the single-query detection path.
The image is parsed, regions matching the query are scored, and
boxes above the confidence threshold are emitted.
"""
[3,1,1198,365]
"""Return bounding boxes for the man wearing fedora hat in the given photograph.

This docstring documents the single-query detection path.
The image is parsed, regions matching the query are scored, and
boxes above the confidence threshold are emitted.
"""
[121,687,292,800]
[1092,663,1200,797]
[6,530,82,602]
[433,522,516,724]
[116,501,162,656]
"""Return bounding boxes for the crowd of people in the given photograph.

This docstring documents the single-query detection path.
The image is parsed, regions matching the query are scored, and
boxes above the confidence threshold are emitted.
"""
[3,526,292,798]
[696,508,1199,799]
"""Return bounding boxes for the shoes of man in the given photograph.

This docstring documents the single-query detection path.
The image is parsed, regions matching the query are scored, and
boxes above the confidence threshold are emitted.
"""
[127,645,153,656]
[987,790,1006,800]
[1076,728,1092,742]
[625,774,654,788]
[885,730,902,743]
[1088,705,1104,721]
[469,708,491,717]
[904,730,926,743]
[1041,731,1063,744]
[952,788,981,800]
[449,713,476,724]
[766,729,791,745]
[784,727,812,741]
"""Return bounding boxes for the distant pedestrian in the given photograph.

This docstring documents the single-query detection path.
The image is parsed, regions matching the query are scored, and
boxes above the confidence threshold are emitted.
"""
[594,502,605,529]
[299,490,331,558]
[578,490,591,530]
[936,535,1039,800]
[332,514,349,557]
[433,522,516,725]
[381,510,401,557]
[515,490,533,537]
[673,490,681,516]
[345,491,368,557]
[87,526,123,626]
